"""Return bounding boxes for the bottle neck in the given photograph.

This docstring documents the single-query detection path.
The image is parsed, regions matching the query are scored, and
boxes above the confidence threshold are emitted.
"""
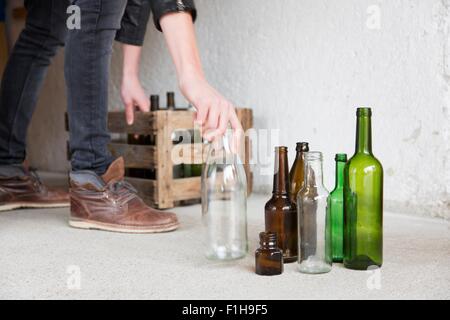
[304,157,324,188]
[335,160,345,189]
[150,96,159,111]
[356,115,372,154]
[273,149,290,195]
[259,232,278,249]
[294,150,304,161]
[167,92,175,110]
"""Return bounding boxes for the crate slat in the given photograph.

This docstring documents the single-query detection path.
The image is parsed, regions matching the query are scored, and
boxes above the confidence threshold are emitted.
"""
[172,143,208,165]
[108,111,157,134]
[156,112,174,209]
[169,110,195,130]
[109,143,156,168]
[172,177,202,201]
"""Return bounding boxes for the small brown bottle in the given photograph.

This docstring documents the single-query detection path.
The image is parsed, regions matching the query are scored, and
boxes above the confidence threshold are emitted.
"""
[255,232,283,276]
[265,146,298,263]
[289,142,309,203]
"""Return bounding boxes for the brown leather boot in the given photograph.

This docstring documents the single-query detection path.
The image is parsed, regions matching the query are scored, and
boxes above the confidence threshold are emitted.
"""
[0,165,69,212]
[69,157,179,233]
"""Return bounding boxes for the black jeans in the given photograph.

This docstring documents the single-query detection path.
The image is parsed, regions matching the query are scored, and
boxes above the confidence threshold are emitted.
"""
[0,0,196,174]
[0,0,127,174]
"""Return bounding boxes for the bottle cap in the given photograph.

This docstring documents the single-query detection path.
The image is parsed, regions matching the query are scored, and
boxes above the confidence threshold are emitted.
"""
[335,153,348,162]
[296,142,309,152]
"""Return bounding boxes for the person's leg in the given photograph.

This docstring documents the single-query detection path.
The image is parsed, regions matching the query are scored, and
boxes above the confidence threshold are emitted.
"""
[0,0,71,211]
[66,0,179,233]
[65,0,127,175]
[0,0,69,165]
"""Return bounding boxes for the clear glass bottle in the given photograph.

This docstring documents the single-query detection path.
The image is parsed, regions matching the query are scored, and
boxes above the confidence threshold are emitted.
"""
[255,232,283,276]
[297,151,332,274]
[202,134,248,260]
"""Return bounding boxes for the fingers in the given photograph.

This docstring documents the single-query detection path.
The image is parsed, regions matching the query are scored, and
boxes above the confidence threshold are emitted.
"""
[135,95,150,113]
[217,102,230,135]
[125,102,134,125]
[205,102,230,141]
[229,109,244,155]
[194,101,209,127]
[205,103,220,135]
[207,102,220,130]
[229,107,243,133]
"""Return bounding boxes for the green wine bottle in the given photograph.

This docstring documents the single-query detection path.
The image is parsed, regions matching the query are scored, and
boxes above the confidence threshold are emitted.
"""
[327,153,347,262]
[344,107,383,270]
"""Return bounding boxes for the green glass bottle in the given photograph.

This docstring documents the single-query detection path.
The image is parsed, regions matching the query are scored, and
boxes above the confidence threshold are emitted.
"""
[327,153,347,262]
[344,107,383,270]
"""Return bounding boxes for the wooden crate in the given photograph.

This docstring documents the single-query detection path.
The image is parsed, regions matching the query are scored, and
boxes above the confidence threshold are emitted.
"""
[66,108,253,209]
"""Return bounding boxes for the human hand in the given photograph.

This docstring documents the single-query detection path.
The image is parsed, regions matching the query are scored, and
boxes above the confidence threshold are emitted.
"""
[179,74,243,151]
[121,75,150,125]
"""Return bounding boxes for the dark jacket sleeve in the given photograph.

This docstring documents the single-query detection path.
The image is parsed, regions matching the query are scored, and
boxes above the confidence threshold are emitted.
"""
[150,0,197,32]
[115,0,197,46]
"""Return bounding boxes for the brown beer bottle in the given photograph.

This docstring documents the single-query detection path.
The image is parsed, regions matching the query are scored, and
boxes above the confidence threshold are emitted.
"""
[255,232,283,276]
[289,142,309,203]
[167,92,175,110]
[164,92,183,178]
[128,96,158,179]
[148,95,160,146]
[150,95,160,111]
[265,146,298,263]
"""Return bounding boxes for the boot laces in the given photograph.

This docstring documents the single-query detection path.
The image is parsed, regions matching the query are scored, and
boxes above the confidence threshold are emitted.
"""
[29,169,47,193]
[106,180,138,206]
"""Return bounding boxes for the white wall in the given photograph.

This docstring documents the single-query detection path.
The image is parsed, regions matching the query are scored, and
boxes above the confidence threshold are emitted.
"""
[109,0,450,219]
[28,0,449,219]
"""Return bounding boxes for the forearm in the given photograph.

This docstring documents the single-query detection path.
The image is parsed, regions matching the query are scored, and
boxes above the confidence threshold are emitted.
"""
[122,44,143,79]
[160,12,205,83]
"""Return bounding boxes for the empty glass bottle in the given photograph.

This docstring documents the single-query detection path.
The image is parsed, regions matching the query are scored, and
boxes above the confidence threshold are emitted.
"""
[265,146,298,263]
[297,151,332,274]
[255,232,283,276]
[344,107,383,270]
[202,134,248,260]
[327,153,347,262]
[289,142,309,203]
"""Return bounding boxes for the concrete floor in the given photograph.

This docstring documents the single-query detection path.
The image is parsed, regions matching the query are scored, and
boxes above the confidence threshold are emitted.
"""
[0,173,449,300]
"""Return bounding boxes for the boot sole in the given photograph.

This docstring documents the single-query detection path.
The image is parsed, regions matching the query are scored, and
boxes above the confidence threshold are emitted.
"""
[0,202,70,212]
[69,218,180,234]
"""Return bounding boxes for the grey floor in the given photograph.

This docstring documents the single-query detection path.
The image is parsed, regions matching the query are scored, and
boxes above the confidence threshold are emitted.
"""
[0,173,449,300]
